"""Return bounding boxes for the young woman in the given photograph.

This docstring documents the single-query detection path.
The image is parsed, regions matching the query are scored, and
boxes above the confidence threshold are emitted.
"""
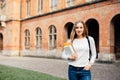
[62,20,96,80]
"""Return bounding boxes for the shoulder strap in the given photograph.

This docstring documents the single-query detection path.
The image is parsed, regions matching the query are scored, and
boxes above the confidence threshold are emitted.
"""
[86,36,92,60]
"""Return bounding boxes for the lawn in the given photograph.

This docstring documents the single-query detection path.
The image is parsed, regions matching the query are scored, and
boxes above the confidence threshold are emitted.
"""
[0,64,66,80]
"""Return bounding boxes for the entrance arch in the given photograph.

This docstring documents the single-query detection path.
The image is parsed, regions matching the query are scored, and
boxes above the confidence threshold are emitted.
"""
[111,14,120,59]
[64,22,74,41]
[86,19,99,57]
[0,33,3,51]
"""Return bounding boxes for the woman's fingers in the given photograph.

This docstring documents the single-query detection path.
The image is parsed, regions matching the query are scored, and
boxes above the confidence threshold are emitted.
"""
[84,64,92,70]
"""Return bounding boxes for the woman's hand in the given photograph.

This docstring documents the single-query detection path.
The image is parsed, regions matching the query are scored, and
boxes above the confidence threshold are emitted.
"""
[84,64,92,70]
[68,53,78,61]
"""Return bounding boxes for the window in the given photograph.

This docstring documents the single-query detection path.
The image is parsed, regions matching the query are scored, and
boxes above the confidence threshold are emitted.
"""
[37,0,43,14]
[1,0,5,3]
[25,29,30,49]
[26,0,31,17]
[50,0,57,11]
[67,0,74,3]
[86,0,101,2]
[48,25,57,50]
[36,28,42,49]
[1,0,6,9]
[66,0,75,7]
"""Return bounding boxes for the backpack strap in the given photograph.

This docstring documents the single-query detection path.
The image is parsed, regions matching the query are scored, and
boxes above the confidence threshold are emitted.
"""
[86,36,92,61]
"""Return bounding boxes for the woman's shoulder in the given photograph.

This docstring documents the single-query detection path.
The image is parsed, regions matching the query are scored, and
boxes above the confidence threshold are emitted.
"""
[87,36,94,41]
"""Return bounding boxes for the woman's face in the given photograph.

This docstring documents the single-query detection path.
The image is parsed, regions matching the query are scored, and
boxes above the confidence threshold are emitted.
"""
[75,22,84,37]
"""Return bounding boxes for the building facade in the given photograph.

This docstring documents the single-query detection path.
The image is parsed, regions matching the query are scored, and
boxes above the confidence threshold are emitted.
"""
[0,0,120,61]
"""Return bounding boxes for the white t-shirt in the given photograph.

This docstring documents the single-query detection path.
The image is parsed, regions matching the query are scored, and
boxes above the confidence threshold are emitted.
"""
[62,36,96,67]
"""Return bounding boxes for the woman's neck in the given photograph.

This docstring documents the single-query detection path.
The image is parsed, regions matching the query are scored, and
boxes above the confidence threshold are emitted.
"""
[77,35,83,39]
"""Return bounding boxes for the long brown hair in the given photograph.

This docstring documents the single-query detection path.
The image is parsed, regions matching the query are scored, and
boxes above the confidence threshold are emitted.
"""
[70,20,88,42]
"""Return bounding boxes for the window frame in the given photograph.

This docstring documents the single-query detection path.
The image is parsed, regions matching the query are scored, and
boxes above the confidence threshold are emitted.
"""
[25,29,30,49]
[50,0,57,11]
[26,0,31,17]
[36,27,42,49]
[66,0,75,7]
[48,25,57,50]
[37,0,43,14]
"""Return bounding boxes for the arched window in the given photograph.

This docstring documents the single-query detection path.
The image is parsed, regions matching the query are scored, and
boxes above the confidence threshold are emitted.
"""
[48,25,57,50]
[25,29,30,49]
[36,27,42,49]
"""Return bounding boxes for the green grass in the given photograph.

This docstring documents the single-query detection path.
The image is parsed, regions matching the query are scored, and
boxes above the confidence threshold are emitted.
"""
[0,64,66,80]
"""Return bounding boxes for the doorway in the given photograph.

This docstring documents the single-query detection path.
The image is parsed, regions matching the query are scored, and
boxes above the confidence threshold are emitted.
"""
[86,19,99,57]
[111,14,120,59]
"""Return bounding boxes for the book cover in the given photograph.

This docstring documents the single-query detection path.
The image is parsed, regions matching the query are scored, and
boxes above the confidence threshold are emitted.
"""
[63,43,75,55]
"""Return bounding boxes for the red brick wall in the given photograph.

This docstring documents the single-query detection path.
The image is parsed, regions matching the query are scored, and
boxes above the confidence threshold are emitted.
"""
[21,1,119,50]
[1,0,120,60]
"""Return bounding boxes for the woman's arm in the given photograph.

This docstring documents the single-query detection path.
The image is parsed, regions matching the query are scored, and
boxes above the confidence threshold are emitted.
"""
[89,36,97,65]
[84,36,97,70]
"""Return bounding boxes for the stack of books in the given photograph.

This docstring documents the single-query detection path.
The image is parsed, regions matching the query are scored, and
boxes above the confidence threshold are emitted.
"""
[63,43,75,56]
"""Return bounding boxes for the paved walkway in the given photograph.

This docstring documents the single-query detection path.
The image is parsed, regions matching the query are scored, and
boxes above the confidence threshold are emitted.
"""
[0,55,120,80]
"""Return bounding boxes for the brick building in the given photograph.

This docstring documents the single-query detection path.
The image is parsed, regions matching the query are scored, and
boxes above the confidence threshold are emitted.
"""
[0,0,120,62]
